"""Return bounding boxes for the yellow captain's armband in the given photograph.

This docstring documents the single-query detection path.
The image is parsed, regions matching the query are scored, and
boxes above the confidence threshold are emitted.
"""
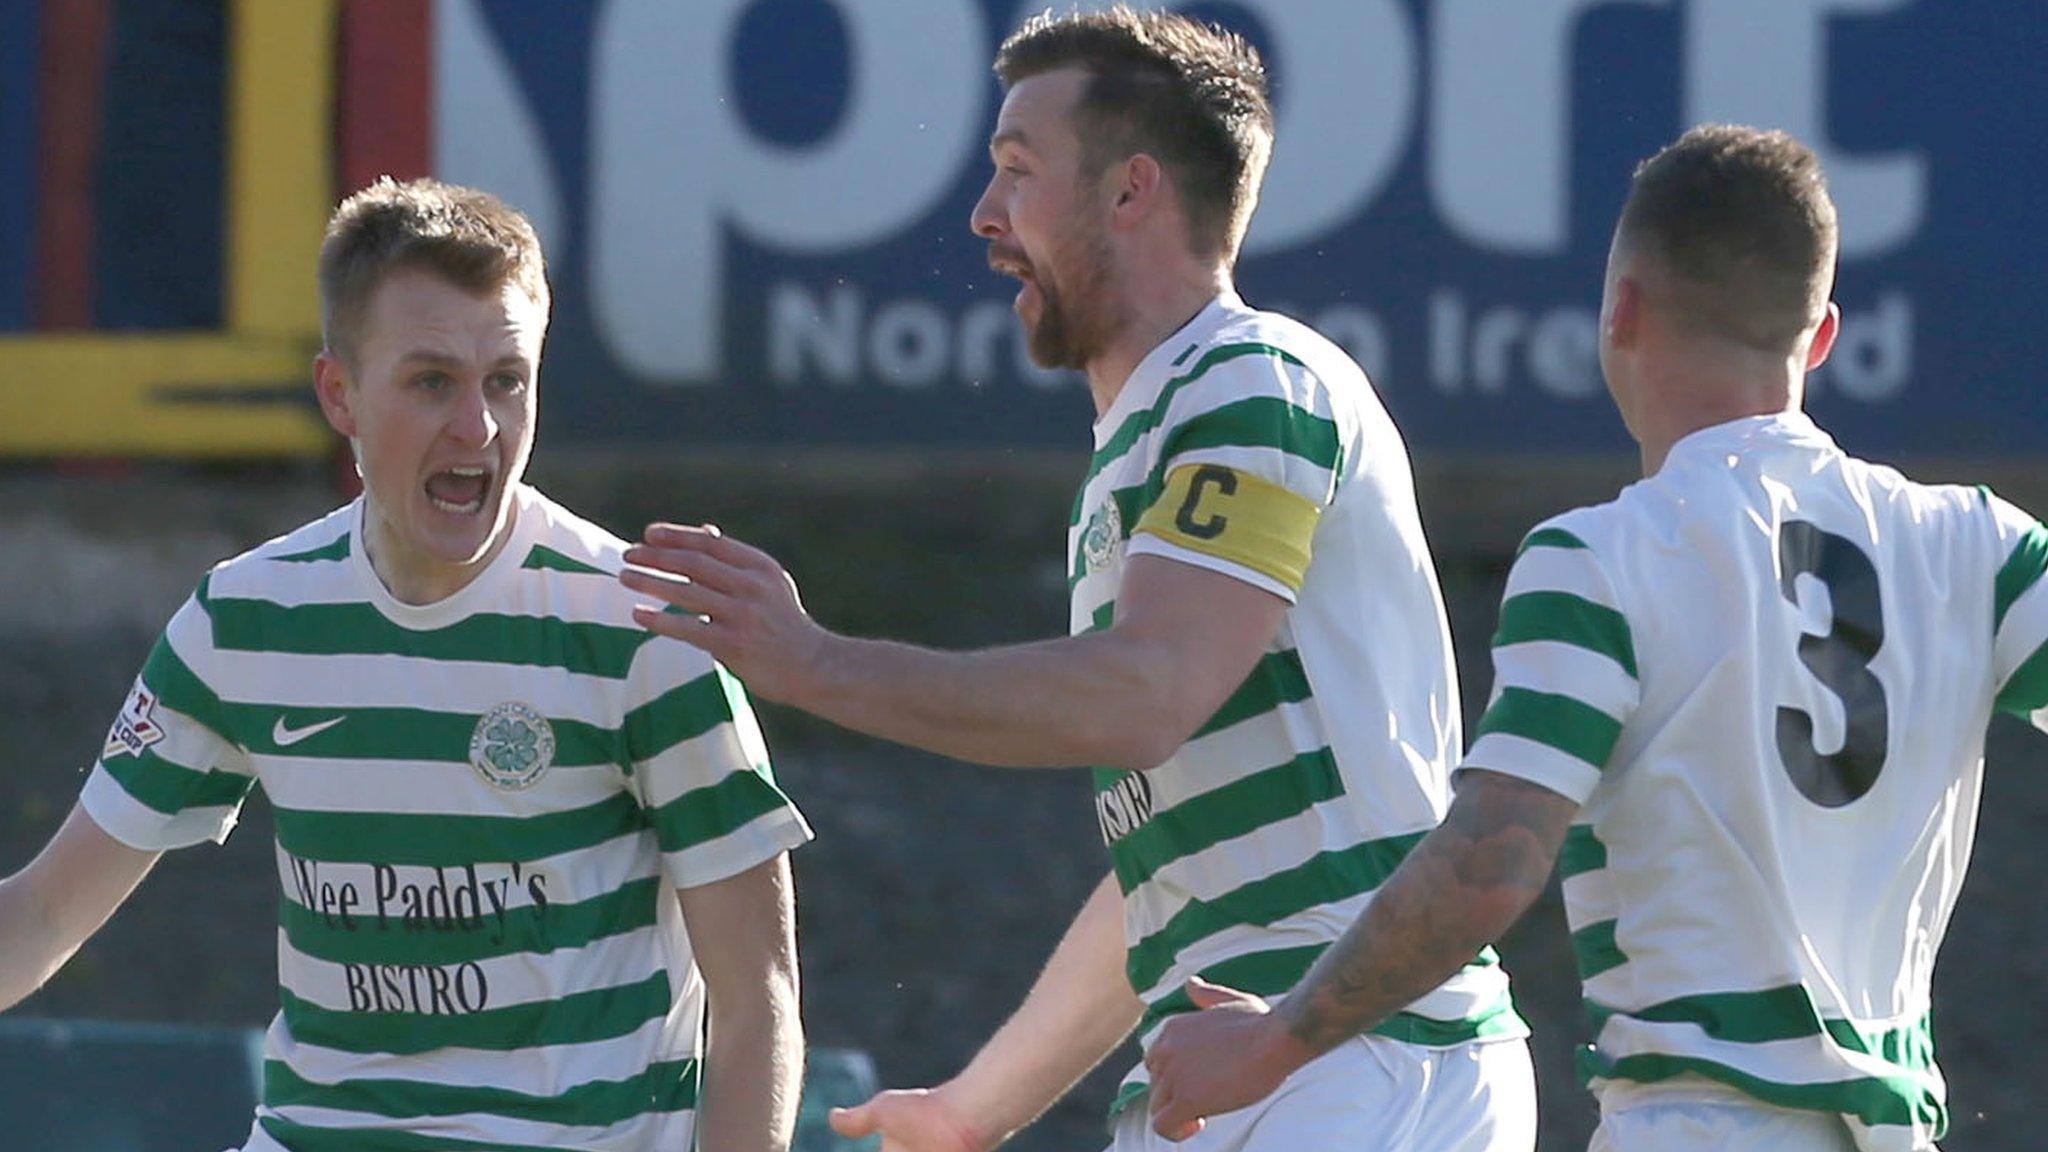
[1133,464,1321,592]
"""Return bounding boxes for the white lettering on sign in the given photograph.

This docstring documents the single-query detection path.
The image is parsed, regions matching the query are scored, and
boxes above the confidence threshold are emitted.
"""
[1051,1,1418,255]
[435,0,566,257]
[768,283,1074,392]
[433,0,1928,391]
[1431,0,1671,254]
[1685,0,1925,258]
[588,0,986,383]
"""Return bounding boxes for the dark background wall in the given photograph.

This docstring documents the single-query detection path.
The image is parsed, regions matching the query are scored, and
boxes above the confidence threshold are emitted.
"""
[2,459,2039,1151]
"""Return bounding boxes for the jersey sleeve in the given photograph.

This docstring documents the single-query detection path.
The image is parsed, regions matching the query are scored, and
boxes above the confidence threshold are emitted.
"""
[1985,489,2048,730]
[1460,525,1641,804]
[1126,345,1343,602]
[80,584,257,850]
[623,642,812,890]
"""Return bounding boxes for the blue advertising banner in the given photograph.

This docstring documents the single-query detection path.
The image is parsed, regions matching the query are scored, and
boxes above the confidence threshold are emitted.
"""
[325,2,2048,456]
[0,0,36,331]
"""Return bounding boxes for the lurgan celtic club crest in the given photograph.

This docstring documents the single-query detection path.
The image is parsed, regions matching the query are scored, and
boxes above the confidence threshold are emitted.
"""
[1081,497,1124,575]
[470,702,557,790]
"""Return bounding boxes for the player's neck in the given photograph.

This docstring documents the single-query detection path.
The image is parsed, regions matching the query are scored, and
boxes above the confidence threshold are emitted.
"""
[362,498,520,605]
[1639,389,1802,475]
[1084,263,1231,416]
[1633,340,1809,474]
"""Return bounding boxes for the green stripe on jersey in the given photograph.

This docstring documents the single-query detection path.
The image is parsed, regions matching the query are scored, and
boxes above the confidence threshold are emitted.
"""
[1996,642,2048,716]
[1993,517,2048,630]
[1088,343,1310,487]
[1582,1050,1942,1131]
[1193,649,1311,740]
[522,545,611,577]
[274,534,353,564]
[1474,687,1624,770]
[205,598,651,680]
[1109,747,1344,893]
[1572,919,1626,980]
[1158,395,1342,474]
[1494,590,1638,678]
[1377,990,1528,1047]
[98,749,251,816]
[282,876,663,967]
[1086,602,1115,634]
[1824,1015,1938,1080]
[1125,830,1426,993]
[279,971,671,1056]
[1134,944,1520,1044]
[1587,988,1938,1080]
[1588,984,1820,1043]
[211,676,733,770]
[645,766,794,855]
[1572,983,1941,1123]
[139,631,233,738]
[1517,527,1588,555]
[623,668,744,764]
[257,1114,579,1152]
[1107,1081,1152,1127]
[273,793,645,867]
[264,1056,697,1127]
[1557,826,1608,880]
[230,701,620,765]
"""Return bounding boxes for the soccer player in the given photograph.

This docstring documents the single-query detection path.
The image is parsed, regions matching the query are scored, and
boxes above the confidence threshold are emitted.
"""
[1142,124,2046,1152]
[619,9,1534,1151]
[0,178,812,1152]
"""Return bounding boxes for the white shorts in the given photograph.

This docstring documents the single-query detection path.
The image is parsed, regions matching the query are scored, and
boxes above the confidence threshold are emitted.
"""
[1590,1076,1879,1152]
[1108,1037,1535,1152]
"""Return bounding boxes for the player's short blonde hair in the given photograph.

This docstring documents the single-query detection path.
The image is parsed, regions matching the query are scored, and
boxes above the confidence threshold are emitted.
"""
[318,177,550,366]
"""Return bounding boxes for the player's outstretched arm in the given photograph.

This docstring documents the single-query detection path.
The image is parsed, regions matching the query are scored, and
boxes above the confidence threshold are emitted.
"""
[830,874,1142,1152]
[0,802,161,1012]
[681,853,803,1152]
[622,526,1286,770]
[1143,770,1576,1139]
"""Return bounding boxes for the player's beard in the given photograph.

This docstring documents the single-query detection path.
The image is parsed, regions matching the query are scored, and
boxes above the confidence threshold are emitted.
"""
[1023,223,1117,371]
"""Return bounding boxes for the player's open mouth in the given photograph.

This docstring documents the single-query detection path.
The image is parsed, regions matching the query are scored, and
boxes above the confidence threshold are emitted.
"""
[424,466,493,515]
[996,266,1038,313]
[989,253,1035,308]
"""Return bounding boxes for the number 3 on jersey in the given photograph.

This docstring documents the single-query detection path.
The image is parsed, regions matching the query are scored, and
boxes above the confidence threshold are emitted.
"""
[1775,520,1889,806]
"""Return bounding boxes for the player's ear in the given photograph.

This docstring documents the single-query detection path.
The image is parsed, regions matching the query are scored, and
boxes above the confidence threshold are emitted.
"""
[1112,153,1163,220]
[1605,276,1644,351]
[313,350,359,439]
[1803,301,1841,373]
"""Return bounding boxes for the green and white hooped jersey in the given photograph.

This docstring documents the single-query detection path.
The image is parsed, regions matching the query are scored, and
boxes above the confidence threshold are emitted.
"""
[1466,413,2048,1152]
[81,485,812,1152]
[1072,293,1526,1116]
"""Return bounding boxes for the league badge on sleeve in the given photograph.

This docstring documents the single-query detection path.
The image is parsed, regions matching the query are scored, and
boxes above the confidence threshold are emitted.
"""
[104,681,167,760]
[470,702,557,790]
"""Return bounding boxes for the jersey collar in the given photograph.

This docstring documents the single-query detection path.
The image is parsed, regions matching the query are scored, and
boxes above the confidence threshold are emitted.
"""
[1092,291,1248,446]
[1663,410,1837,469]
[347,484,540,630]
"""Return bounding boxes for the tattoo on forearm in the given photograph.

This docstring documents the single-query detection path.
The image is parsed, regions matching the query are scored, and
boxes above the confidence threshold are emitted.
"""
[1280,774,1572,1052]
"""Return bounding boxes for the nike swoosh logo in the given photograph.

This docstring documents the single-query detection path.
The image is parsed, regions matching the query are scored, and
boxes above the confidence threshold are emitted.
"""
[273,715,346,747]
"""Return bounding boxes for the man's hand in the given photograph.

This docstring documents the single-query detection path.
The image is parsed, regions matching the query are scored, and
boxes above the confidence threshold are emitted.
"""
[828,1086,991,1152]
[620,523,828,703]
[1143,977,1316,1141]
